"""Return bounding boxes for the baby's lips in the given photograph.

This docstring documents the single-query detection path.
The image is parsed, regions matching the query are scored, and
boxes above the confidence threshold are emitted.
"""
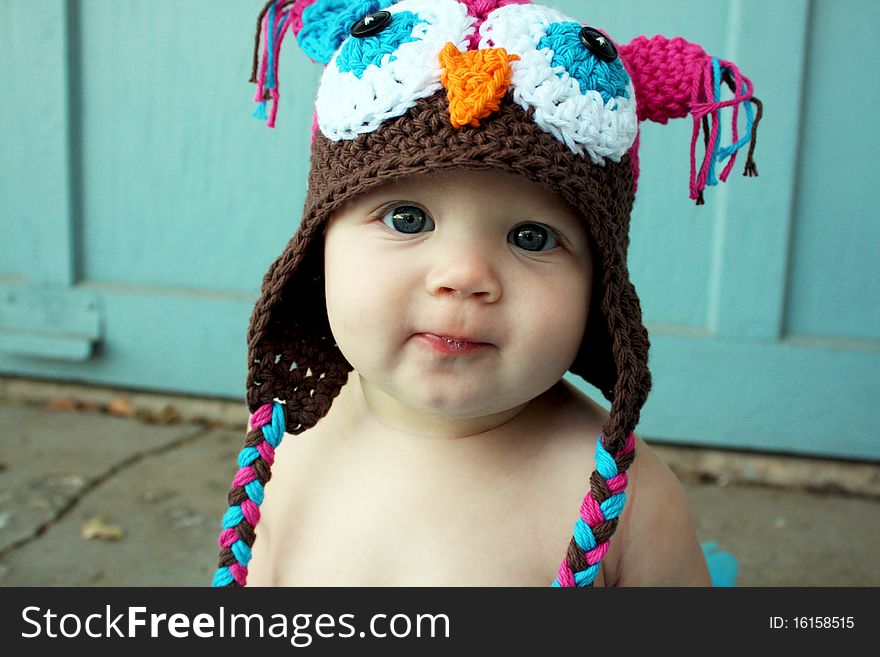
[417,330,495,346]
[437,334,487,345]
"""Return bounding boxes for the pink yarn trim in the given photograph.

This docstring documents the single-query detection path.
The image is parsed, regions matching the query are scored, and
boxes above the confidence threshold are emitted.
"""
[585,541,609,566]
[628,130,640,192]
[229,563,248,586]
[240,499,261,526]
[256,440,276,465]
[580,494,605,526]
[251,403,274,430]
[267,89,281,129]
[311,110,320,143]
[556,561,576,587]
[290,0,318,37]
[606,472,628,495]
[219,528,238,549]
[232,466,257,488]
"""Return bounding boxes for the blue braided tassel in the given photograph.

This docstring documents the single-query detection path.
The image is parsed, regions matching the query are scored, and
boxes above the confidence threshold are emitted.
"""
[212,400,286,586]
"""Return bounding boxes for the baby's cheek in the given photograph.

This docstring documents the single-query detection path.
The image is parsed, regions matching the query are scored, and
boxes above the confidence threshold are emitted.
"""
[325,253,398,352]
[538,289,589,362]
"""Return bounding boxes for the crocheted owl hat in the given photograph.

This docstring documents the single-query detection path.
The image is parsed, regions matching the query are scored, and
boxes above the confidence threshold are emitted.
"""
[214,0,761,587]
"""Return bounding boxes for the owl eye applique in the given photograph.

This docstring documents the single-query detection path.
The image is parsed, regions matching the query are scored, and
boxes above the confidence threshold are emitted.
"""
[315,0,475,140]
[478,3,638,163]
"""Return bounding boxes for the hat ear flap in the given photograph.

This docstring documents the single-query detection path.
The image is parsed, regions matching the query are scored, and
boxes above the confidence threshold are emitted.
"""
[619,35,762,204]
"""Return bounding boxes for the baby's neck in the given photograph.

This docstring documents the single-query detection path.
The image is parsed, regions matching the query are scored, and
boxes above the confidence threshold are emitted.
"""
[328,372,561,473]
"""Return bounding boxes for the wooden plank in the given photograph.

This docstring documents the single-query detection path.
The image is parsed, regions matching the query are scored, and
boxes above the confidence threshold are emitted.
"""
[709,0,810,340]
[785,0,880,342]
[0,0,77,285]
[0,284,254,399]
[0,282,100,360]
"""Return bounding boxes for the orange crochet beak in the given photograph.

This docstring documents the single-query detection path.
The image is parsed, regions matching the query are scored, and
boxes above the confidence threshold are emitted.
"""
[439,42,520,128]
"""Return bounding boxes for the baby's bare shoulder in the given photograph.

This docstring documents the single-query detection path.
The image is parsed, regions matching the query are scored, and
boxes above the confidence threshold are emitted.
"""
[614,436,711,586]
[535,389,710,586]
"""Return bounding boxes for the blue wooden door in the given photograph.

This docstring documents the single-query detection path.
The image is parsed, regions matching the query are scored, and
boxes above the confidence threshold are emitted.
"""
[2,0,318,396]
[2,0,878,460]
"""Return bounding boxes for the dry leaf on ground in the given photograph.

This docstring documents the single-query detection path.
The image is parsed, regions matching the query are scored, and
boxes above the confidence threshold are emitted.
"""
[44,397,79,411]
[105,396,136,417]
[143,404,180,425]
[81,516,125,541]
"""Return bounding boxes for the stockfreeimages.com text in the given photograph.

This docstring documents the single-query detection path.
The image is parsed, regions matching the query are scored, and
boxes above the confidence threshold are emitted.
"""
[21,605,450,646]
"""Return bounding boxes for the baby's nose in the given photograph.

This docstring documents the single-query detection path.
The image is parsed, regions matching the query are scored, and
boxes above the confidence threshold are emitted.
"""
[425,244,501,303]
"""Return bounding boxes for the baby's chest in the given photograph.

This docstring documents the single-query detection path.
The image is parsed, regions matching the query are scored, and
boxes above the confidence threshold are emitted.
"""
[260,474,604,587]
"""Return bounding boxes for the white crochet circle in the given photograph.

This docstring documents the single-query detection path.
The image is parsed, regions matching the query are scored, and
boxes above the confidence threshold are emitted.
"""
[316,0,474,141]
[479,4,638,163]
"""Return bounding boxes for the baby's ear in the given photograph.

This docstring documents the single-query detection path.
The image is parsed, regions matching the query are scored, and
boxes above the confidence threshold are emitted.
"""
[295,0,399,65]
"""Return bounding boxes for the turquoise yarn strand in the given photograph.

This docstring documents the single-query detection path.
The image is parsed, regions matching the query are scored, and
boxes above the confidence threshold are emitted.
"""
[707,57,755,187]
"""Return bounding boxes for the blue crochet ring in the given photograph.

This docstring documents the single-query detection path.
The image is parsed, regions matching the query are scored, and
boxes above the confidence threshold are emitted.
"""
[298,0,397,65]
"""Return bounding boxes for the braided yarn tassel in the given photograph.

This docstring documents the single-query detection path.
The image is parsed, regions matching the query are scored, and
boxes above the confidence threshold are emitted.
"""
[553,433,635,587]
[213,401,286,587]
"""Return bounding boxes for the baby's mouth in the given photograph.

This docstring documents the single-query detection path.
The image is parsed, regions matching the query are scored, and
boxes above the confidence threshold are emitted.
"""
[415,333,492,356]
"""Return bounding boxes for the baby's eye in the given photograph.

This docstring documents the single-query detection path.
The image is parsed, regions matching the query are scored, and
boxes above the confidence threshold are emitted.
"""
[508,223,559,251]
[381,205,435,234]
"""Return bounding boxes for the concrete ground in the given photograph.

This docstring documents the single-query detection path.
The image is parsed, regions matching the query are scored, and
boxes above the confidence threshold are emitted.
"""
[0,377,878,587]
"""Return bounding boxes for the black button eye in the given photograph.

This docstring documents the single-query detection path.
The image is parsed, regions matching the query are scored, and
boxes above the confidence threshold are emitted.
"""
[350,11,392,38]
[579,26,618,62]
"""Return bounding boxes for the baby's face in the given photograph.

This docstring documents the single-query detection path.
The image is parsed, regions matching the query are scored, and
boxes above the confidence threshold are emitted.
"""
[323,168,592,421]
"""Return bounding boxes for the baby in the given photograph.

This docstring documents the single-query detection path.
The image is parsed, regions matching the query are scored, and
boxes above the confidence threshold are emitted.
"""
[214,0,760,587]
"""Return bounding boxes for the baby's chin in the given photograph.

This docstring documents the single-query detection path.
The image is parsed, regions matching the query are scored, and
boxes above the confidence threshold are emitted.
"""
[358,371,532,427]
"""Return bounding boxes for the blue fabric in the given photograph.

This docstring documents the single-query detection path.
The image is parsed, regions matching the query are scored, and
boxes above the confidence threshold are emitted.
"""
[238,446,260,467]
[573,518,597,552]
[231,539,253,567]
[599,491,626,519]
[573,563,601,586]
[702,541,738,587]
[245,479,265,506]
[222,505,243,529]
[538,22,630,103]
[212,566,233,587]
[594,435,619,479]
[261,402,286,448]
